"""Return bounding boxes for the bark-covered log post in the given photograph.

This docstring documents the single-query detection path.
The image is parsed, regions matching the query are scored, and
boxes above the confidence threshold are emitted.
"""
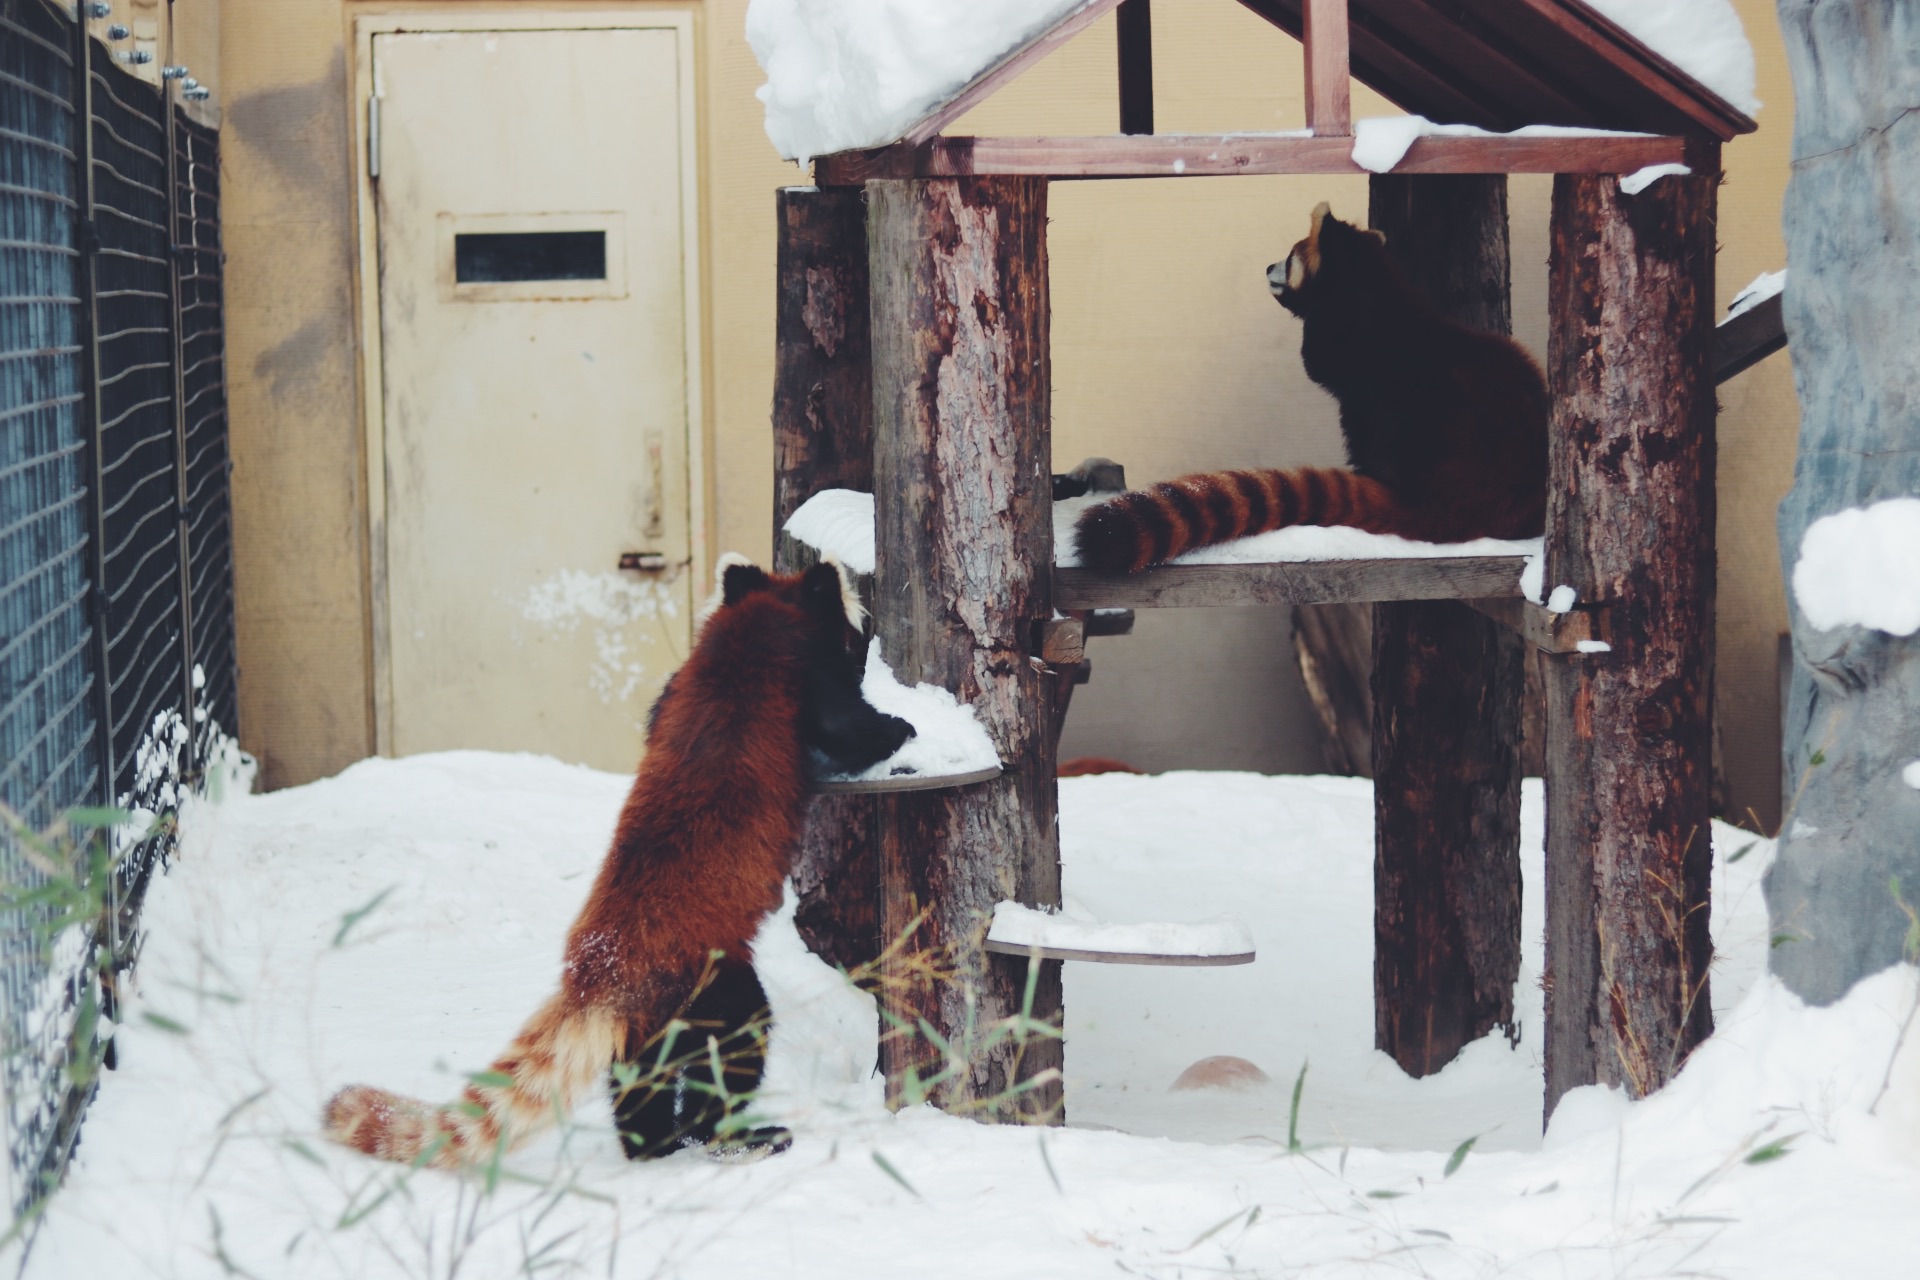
[771,186,880,976]
[868,176,1064,1121]
[1543,168,1718,1119]
[1367,175,1525,1077]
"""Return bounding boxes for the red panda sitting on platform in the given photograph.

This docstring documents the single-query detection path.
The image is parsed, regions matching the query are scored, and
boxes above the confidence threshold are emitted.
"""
[324,555,913,1167]
[1073,203,1548,575]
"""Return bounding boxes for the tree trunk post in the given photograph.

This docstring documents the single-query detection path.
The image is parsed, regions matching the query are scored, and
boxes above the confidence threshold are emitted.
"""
[1367,175,1526,1077]
[772,186,881,976]
[1543,168,1718,1119]
[868,177,1063,1121]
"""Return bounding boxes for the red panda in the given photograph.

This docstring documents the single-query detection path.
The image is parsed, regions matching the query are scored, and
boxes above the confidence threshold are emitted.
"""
[1073,203,1548,575]
[323,555,914,1167]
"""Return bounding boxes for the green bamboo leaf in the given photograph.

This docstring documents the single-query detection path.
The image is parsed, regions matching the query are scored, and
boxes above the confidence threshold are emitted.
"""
[1745,1133,1799,1165]
[871,1150,921,1199]
[1444,1133,1479,1177]
[1287,1060,1308,1152]
[332,886,397,948]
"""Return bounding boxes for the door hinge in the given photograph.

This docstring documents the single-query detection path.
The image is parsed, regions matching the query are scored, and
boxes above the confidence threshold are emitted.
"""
[367,94,381,179]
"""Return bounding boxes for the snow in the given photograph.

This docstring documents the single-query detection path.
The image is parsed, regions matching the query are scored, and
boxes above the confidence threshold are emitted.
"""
[1576,639,1614,654]
[988,900,1255,959]
[1586,0,1760,115]
[789,487,1544,595]
[18,754,1920,1278]
[1619,161,1691,195]
[783,487,877,575]
[1791,497,1920,635]
[1547,584,1578,613]
[747,0,1756,163]
[1905,761,1920,790]
[821,645,1002,783]
[1350,118,1653,174]
[1726,268,1788,321]
[746,0,1090,162]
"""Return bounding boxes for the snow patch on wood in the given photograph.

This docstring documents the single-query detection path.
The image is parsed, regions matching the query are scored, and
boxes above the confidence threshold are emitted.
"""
[988,900,1255,959]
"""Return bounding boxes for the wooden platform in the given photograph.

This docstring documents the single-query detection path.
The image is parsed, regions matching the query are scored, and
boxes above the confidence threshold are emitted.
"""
[1054,554,1531,610]
[816,764,1004,795]
[983,938,1257,967]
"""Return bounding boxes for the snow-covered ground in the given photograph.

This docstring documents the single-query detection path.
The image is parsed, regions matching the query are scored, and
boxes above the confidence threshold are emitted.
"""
[18,755,1920,1278]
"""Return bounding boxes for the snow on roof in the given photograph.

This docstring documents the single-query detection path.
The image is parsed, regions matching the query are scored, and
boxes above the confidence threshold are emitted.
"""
[747,0,1091,162]
[748,0,1758,164]
[1585,0,1760,117]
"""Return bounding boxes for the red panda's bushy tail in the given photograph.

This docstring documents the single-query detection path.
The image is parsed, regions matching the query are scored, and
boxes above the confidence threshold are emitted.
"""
[1071,467,1416,575]
[324,994,623,1169]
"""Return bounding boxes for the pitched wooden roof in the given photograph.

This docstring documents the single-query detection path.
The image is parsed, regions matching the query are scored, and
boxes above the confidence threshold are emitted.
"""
[876,0,1754,155]
[1237,0,1756,141]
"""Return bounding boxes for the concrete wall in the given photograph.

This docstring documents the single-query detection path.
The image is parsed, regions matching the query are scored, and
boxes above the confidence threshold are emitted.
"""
[217,0,1800,829]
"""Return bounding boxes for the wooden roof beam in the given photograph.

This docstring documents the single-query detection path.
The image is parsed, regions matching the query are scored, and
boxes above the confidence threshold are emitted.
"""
[1304,0,1352,135]
[1116,0,1154,135]
[896,0,1128,148]
[815,131,1693,184]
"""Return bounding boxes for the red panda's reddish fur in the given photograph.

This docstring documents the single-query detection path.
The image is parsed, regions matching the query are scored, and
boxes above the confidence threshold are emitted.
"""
[1073,204,1548,576]
[325,564,864,1168]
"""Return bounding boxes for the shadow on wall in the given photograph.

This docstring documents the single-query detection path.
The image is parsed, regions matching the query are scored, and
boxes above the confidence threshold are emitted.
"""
[1059,606,1326,775]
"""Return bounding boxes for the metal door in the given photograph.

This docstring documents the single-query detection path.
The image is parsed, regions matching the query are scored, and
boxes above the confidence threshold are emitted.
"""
[372,25,694,770]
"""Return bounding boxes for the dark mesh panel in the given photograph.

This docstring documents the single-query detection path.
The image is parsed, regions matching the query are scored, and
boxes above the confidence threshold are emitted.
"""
[0,0,98,1220]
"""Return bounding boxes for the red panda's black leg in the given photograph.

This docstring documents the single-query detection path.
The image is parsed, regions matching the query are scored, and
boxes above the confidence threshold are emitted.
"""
[609,960,790,1161]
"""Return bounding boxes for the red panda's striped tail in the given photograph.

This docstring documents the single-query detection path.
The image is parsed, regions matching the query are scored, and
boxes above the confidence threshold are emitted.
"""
[324,995,623,1169]
[1071,467,1416,575]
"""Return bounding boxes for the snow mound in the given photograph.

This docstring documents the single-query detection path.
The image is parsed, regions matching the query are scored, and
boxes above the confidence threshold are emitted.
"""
[747,0,1091,162]
[989,900,1254,958]
[1792,497,1920,635]
[820,644,1000,783]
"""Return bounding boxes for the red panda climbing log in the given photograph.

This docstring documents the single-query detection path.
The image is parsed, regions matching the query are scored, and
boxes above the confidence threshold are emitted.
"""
[324,556,913,1167]
[1073,203,1548,575]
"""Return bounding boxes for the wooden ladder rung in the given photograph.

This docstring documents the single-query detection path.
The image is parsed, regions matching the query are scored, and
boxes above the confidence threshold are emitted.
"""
[816,763,1003,795]
[1054,555,1532,610]
[983,938,1256,966]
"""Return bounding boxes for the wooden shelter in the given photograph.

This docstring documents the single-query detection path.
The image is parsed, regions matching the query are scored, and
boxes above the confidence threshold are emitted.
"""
[772,0,1754,1123]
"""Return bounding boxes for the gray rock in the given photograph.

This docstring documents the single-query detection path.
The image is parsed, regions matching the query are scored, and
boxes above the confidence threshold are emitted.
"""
[1769,0,1920,1004]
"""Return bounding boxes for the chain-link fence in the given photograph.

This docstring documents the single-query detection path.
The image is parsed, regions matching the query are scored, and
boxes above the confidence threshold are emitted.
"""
[0,0,234,1227]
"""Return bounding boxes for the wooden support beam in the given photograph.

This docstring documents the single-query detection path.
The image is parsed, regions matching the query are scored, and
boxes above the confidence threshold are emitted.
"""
[1116,0,1154,135]
[814,132,1689,184]
[1712,291,1786,384]
[1368,174,1523,1078]
[1466,597,1610,653]
[1303,0,1352,135]
[898,0,1128,147]
[772,187,885,978]
[1054,554,1530,610]
[869,176,1063,1122]
[1543,167,1718,1120]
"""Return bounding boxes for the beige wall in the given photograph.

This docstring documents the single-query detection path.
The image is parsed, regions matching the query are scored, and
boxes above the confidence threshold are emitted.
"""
[219,0,1800,826]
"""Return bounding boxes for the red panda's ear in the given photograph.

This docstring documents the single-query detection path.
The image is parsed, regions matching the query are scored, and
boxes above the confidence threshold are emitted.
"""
[721,561,772,607]
[800,560,865,630]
